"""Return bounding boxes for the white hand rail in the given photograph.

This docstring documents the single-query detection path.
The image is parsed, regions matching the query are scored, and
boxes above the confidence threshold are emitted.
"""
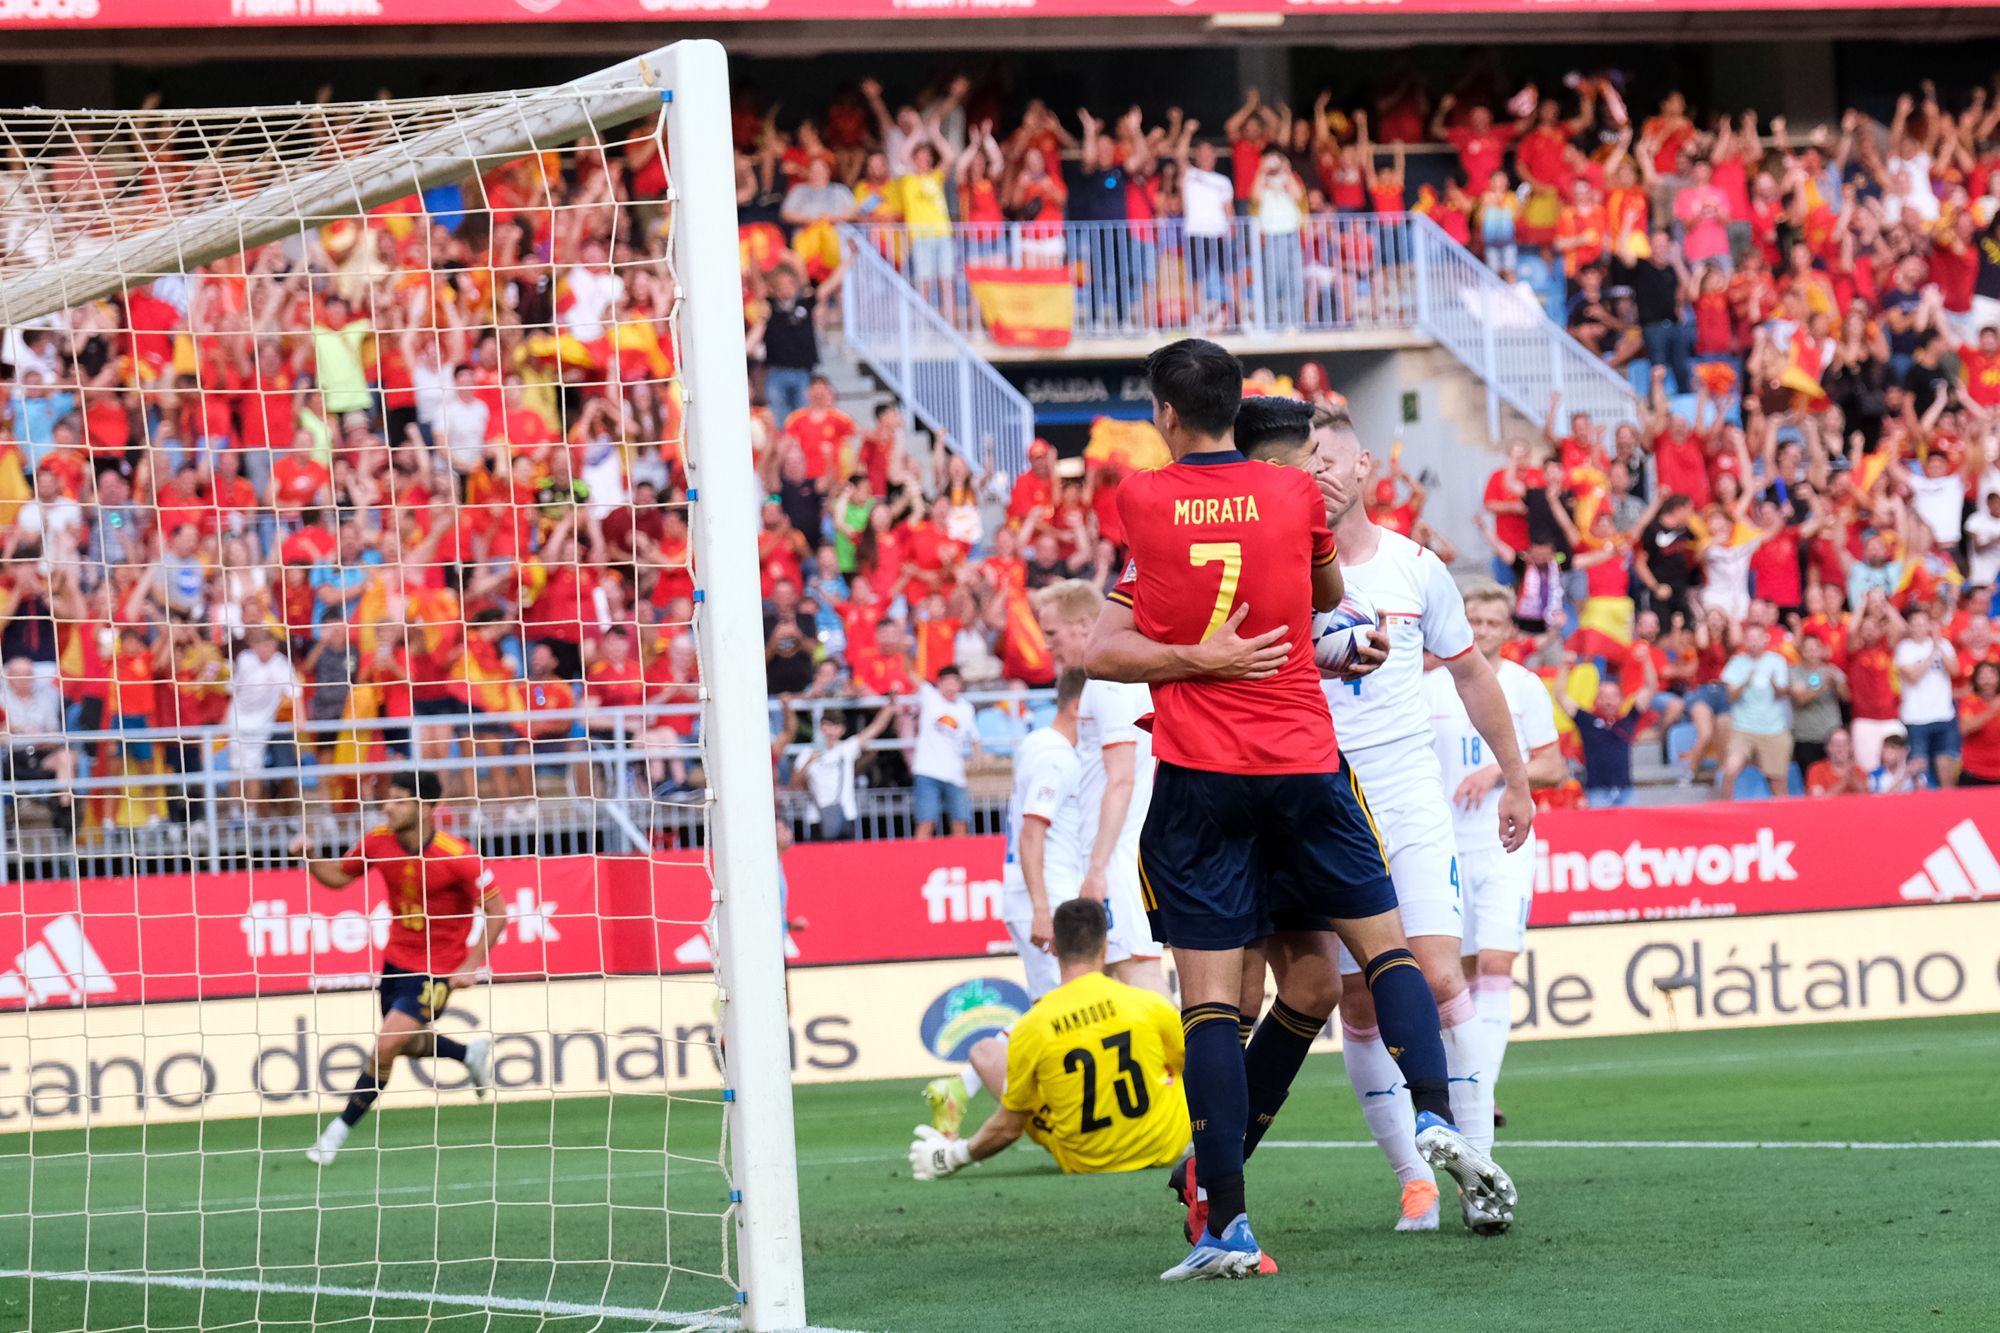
[1404,212,1640,439]
[837,224,1035,478]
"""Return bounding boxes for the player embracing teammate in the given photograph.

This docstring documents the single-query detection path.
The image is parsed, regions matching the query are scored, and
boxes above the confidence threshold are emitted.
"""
[1238,399,1541,1235]
[1085,340,1514,1280]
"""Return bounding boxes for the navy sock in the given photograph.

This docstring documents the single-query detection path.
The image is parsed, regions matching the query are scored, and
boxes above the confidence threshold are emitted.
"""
[433,1035,469,1063]
[1364,949,1452,1123]
[1241,998,1322,1161]
[1237,1015,1256,1048]
[1181,1002,1248,1237]
[338,1069,386,1128]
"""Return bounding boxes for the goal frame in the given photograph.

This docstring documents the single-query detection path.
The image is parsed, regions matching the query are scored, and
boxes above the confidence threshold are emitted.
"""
[657,38,811,1333]
[0,37,808,1331]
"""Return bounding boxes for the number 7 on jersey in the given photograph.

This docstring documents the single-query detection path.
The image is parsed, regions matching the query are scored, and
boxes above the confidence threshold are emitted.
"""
[1188,541,1242,641]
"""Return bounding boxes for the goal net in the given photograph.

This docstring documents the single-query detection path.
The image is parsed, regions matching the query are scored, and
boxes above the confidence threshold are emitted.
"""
[0,39,806,1333]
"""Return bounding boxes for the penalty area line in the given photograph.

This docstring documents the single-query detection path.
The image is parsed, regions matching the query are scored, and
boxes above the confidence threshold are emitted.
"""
[1260,1139,2000,1151]
[0,1270,874,1333]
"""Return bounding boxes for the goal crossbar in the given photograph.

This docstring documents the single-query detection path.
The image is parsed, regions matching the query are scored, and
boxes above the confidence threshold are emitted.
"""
[0,49,669,328]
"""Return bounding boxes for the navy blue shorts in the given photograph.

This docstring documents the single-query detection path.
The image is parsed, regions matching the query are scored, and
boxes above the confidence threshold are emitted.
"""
[379,962,451,1023]
[1136,757,1398,951]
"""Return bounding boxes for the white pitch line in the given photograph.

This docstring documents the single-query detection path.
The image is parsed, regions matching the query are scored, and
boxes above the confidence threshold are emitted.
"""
[0,1269,876,1333]
[0,1269,728,1328]
[1260,1138,2000,1151]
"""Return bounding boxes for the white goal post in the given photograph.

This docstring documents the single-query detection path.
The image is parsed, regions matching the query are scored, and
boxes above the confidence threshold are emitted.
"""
[0,37,807,1333]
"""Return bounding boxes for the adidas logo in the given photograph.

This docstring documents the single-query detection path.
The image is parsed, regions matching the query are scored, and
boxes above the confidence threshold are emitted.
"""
[0,915,118,1008]
[1897,819,2000,904]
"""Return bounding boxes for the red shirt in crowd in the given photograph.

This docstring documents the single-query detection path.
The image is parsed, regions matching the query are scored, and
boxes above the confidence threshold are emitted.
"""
[1960,695,2000,781]
[272,455,330,511]
[1652,430,1711,511]
[1444,123,1517,187]
[852,650,917,697]
[585,656,646,710]
[1484,466,1532,552]
[783,408,857,482]
[1847,642,1899,722]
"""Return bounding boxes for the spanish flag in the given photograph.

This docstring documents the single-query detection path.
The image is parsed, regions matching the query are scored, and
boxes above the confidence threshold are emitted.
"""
[965,266,1074,349]
[1000,589,1055,685]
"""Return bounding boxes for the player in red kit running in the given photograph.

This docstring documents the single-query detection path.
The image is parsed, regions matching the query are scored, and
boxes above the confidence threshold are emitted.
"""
[296,771,501,1165]
[1086,340,1511,1280]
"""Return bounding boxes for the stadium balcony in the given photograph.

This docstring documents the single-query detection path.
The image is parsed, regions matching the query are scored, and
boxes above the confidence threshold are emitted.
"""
[838,211,1636,466]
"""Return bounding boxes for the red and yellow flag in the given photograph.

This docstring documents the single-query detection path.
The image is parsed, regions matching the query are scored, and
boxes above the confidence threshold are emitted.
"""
[965,266,1074,349]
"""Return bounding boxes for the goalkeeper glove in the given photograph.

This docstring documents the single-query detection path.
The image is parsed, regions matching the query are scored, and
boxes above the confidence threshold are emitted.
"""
[908,1124,973,1181]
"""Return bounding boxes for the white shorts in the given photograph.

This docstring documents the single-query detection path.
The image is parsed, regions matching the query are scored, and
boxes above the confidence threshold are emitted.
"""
[1001,864,1080,1000]
[1336,737,1461,974]
[1457,843,1534,957]
[1004,916,1063,999]
[1104,851,1161,965]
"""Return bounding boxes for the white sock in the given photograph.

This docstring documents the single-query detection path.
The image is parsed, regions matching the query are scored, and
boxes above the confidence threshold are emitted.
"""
[1438,988,1493,1154]
[316,1118,351,1150]
[958,1064,983,1098]
[1474,973,1516,1111]
[1341,1022,1431,1186]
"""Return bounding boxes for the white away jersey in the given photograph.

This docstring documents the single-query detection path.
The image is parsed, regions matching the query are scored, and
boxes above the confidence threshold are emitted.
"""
[1324,528,1475,752]
[1003,727,1088,908]
[1076,678,1155,856]
[1423,658,1559,851]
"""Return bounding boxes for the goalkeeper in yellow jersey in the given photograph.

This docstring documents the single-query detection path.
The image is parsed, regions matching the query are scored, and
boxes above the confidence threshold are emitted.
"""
[909,899,1190,1179]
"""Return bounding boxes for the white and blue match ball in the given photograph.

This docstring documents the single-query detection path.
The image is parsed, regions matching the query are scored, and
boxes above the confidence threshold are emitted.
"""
[1312,586,1377,674]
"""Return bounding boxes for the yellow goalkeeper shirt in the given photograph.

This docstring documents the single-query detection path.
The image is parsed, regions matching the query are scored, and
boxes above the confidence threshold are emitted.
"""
[1002,971,1191,1175]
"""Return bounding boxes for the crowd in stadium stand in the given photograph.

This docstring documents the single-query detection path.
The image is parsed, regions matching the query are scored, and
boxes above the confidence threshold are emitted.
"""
[2,69,1999,848]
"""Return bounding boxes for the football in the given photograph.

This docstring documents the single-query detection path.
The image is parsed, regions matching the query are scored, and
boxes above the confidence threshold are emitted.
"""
[1312,586,1378,674]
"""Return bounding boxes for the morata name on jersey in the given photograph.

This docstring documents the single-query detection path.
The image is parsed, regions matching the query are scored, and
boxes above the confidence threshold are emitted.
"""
[1173,496,1261,525]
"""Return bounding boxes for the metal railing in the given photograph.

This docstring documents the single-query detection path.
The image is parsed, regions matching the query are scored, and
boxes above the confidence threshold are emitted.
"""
[1,690,1056,881]
[1404,211,1641,440]
[837,224,1034,478]
[845,215,1421,346]
[840,213,1639,437]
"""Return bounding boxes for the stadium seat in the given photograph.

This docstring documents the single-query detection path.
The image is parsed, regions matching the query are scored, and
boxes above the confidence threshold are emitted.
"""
[975,706,1019,753]
[1664,720,1698,767]
[1786,763,1806,797]
[1733,768,1773,801]
[1029,701,1057,730]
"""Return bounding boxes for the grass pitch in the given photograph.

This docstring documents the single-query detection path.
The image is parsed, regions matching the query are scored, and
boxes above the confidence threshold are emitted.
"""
[3,1013,1993,1332]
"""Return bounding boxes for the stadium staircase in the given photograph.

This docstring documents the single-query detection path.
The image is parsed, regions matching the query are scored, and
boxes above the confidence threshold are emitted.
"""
[1402,213,1641,439]
[835,225,1036,478]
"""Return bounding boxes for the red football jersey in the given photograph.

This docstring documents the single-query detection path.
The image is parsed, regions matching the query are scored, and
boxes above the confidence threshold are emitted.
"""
[1111,451,1338,775]
[340,827,494,974]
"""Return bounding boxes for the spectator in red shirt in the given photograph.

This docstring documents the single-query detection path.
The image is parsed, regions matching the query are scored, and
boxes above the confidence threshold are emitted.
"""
[852,618,917,697]
[901,497,965,596]
[1959,324,2000,412]
[858,403,905,497]
[782,376,858,484]
[1428,95,1521,189]
[1006,438,1056,526]
[1483,439,1535,581]
[1960,661,2000,787]
[1845,605,1904,773]
[1804,727,1870,796]
[272,440,331,517]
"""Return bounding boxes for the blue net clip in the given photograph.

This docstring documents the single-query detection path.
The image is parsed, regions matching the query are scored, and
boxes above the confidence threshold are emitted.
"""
[661,90,675,104]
